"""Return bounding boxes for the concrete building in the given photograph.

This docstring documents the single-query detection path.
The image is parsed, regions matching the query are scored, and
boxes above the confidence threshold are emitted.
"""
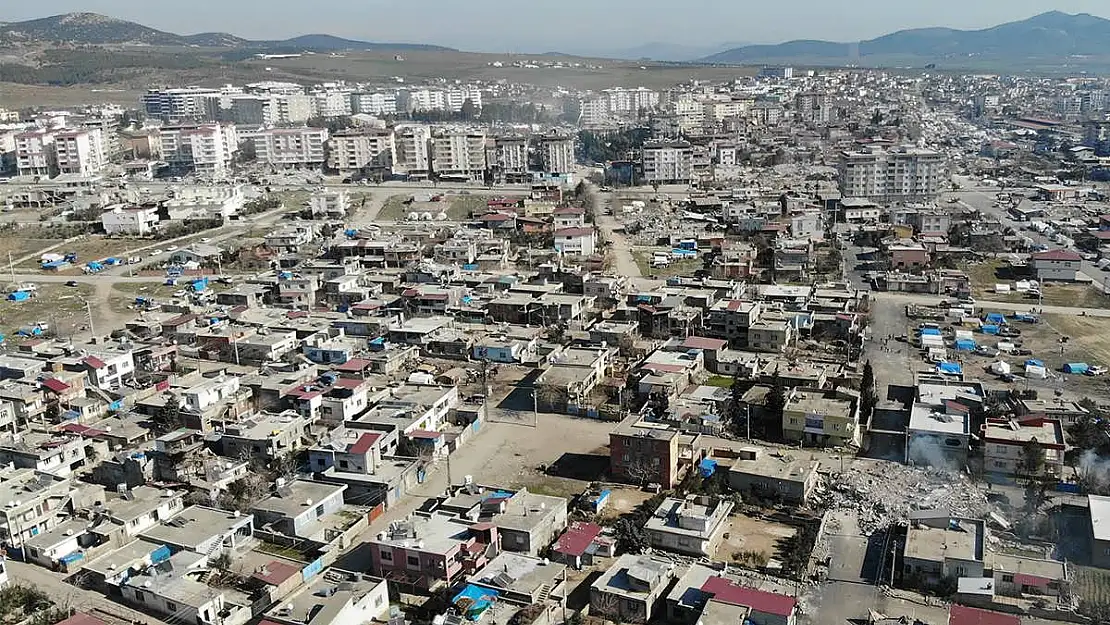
[350,91,398,116]
[642,140,693,184]
[160,123,239,177]
[781,390,858,447]
[906,381,981,470]
[431,129,487,180]
[537,132,575,174]
[15,129,55,177]
[141,87,221,122]
[726,446,821,504]
[392,124,431,178]
[251,127,329,169]
[553,227,597,257]
[327,129,393,176]
[101,205,160,236]
[53,128,105,176]
[486,135,529,183]
[1031,248,1083,282]
[643,496,733,557]
[1089,494,1110,568]
[981,417,1065,480]
[902,514,986,584]
[590,555,676,624]
[838,146,944,202]
[610,415,702,490]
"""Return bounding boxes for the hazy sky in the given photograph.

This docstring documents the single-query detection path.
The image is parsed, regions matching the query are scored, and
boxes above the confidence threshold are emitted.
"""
[7,0,1110,51]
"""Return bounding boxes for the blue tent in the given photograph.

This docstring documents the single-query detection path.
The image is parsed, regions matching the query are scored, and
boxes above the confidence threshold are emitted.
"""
[981,325,1000,335]
[699,458,718,478]
[937,362,962,375]
[1064,363,1090,374]
[1025,359,1045,368]
[6,291,31,302]
[955,339,976,351]
[985,313,1006,324]
[920,328,942,336]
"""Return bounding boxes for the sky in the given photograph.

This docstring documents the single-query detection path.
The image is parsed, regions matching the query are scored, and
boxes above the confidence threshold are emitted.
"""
[6,0,1110,52]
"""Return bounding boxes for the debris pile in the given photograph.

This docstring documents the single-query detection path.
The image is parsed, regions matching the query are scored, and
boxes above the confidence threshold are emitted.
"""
[812,463,990,535]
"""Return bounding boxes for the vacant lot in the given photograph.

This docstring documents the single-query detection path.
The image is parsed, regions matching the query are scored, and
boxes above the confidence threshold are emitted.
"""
[1044,315,1110,370]
[633,250,700,278]
[0,283,94,339]
[377,193,481,222]
[598,487,657,522]
[716,514,798,566]
[1073,565,1110,614]
[964,259,1110,308]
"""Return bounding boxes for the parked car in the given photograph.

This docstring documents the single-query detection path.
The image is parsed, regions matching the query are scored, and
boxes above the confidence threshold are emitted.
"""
[1088,366,1108,376]
[65,280,79,287]
[1014,348,1034,356]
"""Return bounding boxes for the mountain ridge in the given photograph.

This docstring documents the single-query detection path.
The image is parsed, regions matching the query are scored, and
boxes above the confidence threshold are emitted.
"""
[703,11,1110,65]
[0,12,454,52]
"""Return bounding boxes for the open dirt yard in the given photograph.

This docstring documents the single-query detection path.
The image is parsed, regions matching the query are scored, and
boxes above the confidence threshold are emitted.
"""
[0,282,94,340]
[964,259,1110,309]
[633,250,700,278]
[597,487,657,522]
[715,514,798,566]
[376,193,488,222]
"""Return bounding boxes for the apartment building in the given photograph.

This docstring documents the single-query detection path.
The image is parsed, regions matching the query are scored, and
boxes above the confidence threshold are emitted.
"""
[781,390,859,447]
[327,129,393,176]
[160,123,239,177]
[350,91,398,116]
[486,135,529,182]
[101,205,160,236]
[141,87,221,122]
[392,125,432,178]
[399,87,483,113]
[251,127,329,169]
[642,140,694,184]
[15,129,55,177]
[538,132,575,174]
[838,146,945,201]
[431,129,486,180]
[795,92,832,124]
[981,417,1065,479]
[312,88,354,118]
[53,128,105,176]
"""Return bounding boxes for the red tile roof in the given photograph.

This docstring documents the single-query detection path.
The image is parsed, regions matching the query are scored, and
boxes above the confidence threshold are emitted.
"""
[1032,248,1082,262]
[82,356,107,370]
[41,378,70,393]
[948,605,1020,625]
[336,358,371,371]
[701,577,796,617]
[553,521,602,557]
[408,429,443,440]
[555,227,595,237]
[348,432,381,454]
[682,336,727,351]
[1013,572,1051,586]
[54,613,108,625]
[251,560,301,586]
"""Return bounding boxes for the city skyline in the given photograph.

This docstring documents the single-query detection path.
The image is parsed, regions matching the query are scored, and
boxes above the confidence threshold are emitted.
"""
[4,0,1110,52]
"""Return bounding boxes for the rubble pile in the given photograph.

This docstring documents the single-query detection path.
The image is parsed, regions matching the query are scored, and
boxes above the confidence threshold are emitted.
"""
[812,464,990,535]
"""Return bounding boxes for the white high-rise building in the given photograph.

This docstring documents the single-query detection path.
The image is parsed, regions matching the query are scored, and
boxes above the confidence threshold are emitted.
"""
[392,124,432,178]
[641,140,693,184]
[53,128,105,176]
[160,123,239,178]
[351,92,398,116]
[431,129,487,180]
[486,135,528,182]
[327,129,394,176]
[251,127,329,169]
[838,146,945,202]
[141,88,221,122]
[15,129,55,177]
[537,132,575,174]
[312,89,353,118]
[444,87,482,112]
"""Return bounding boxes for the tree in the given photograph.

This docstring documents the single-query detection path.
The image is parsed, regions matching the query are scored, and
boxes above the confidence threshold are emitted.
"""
[727,369,748,438]
[859,361,878,427]
[153,395,182,432]
[646,392,670,421]
[613,518,649,554]
[1021,438,1046,477]
[460,98,478,121]
[765,368,787,423]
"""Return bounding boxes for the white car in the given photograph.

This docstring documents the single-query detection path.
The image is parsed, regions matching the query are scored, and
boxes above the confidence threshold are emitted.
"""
[152,249,164,256]
[200,238,211,243]
[167,245,178,251]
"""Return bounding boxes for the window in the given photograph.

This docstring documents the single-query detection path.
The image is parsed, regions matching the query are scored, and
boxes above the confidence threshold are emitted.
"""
[1002,574,1014,583]
[315,504,324,518]
[339,460,349,469]
[407,555,420,567]
[316,458,325,467]
[167,602,177,613]
[134,590,145,602]
[380,549,393,561]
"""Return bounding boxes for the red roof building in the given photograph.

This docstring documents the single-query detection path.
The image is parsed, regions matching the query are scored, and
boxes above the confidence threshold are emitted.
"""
[948,605,1020,625]
[1032,248,1082,262]
[700,576,796,619]
[553,521,602,557]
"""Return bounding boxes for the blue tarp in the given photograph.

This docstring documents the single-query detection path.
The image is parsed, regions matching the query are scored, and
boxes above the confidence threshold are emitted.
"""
[955,339,977,351]
[452,584,500,621]
[191,278,208,292]
[1065,363,1090,374]
[986,313,1006,324]
[41,260,66,269]
[920,328,942,336]
[672,248,697,257]
[6,291,30,302]
[1025,359,1045,367]
[937,362,962,375]
[699,458,718,478]
[982,325,1001,335]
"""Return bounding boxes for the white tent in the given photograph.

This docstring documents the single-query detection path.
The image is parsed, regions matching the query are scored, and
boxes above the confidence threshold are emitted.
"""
[990,361,1011,375]
[995,284,1011,294]
[1026,364,1047,379]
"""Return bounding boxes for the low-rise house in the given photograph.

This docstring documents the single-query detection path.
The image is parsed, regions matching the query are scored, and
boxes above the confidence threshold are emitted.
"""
[139,505,255,555]
[262,568,390,625]
[219,411,311,460]
[906,381,980,469]
[251,480,347,540]
[1031,248,1083,282]
[1091,494,1110,568]
[0,431,88,476]
[781,389,859,447]
[0,468,101,548]
[981,417,1065,480]
[590,554,676,624]
[990,553,1066,599]
[468,551,567,606]
[120,550,252,625]
[643,495,733,557]
[368,514,497,591]
[667,563,798,625]
[102,205,160,235]
[726,446,821,504]
[553,227,597,257]
[551,521,604,569]
[902,513,986,584]
[609,414,703,489]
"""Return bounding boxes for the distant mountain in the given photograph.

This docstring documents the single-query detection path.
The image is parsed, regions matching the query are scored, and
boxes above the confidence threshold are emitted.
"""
[552,41,749,62]
[0,12,453,51]
[703,11,1110,65]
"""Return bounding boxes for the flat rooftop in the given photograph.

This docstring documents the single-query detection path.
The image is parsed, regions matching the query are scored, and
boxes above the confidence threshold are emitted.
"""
[252,481,346,519]
[727,448,820,483]
[905,520,982,564]
[908,404,971,436]
[470,552,566,597]
[983,419,1063,446]
[140,505,252,551]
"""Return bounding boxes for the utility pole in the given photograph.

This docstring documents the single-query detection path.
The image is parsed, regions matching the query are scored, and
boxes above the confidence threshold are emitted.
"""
[746,404,751,442]
[7,252,13,284]
[85,299,95,340]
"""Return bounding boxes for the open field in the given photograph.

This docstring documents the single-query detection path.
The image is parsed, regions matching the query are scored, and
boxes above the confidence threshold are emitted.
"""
[109,280,233,314]
[633,250,700,278]
[1043,315,1110,371]
[1073,565,1110,613]
[0,83,142,108]
[964,259,1110,309]
[0,282,94,339]
[716,514,797,566]
[376,194,481,222]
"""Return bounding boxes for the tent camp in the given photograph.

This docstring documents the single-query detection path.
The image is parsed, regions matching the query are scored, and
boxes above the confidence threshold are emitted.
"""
[1025,359,1047,379]
[955,339,976,351]
[990,361,1011,375]
[981,325,1000,335]
[1064,363,1090,374]
[985,313,1006,325]
[937,362,962,375]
